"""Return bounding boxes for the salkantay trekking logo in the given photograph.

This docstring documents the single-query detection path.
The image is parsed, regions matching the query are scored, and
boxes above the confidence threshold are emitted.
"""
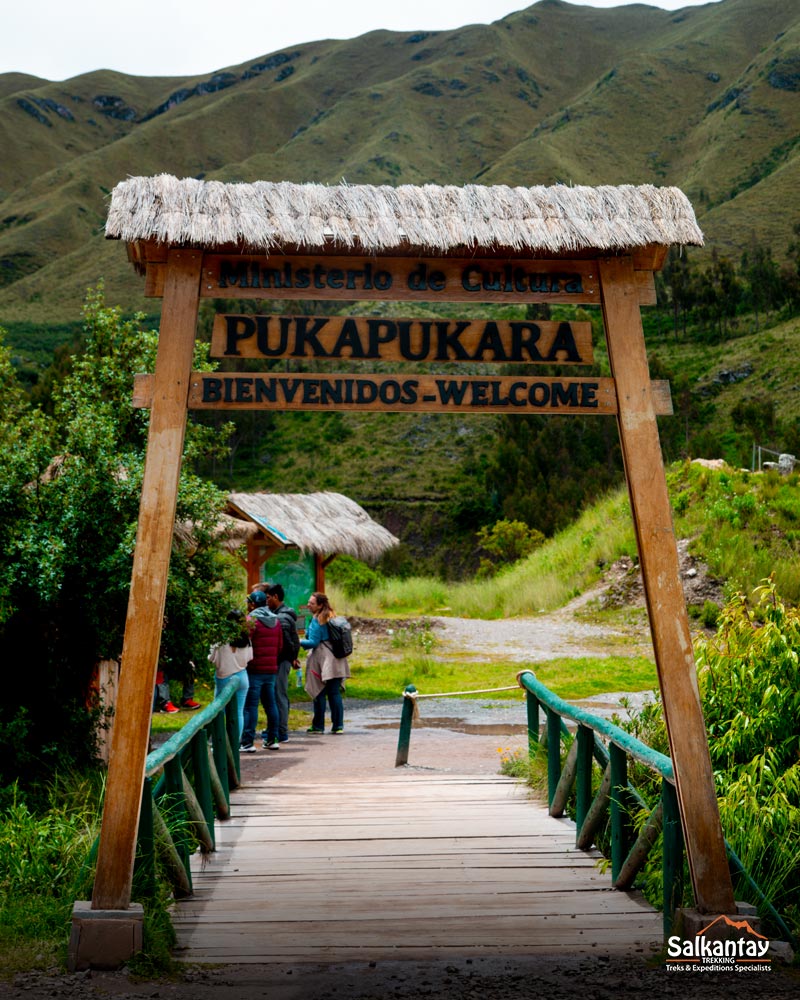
[666,915,772,974]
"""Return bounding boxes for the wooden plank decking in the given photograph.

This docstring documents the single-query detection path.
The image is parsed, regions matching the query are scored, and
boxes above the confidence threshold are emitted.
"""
[173,772,663,963]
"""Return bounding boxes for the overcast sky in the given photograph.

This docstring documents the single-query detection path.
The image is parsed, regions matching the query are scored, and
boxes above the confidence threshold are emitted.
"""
[5,0,721,82]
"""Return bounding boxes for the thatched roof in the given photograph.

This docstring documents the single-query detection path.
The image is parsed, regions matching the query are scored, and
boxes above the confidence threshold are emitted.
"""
[105,174,703,254]
[173,513,259,556]
[226,491,399,562]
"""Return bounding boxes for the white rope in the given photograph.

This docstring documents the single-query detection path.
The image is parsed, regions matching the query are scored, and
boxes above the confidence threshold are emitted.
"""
[403,685,520,699]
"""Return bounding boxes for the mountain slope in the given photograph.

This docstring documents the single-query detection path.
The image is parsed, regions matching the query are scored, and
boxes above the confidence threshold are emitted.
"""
[0,0,798,325]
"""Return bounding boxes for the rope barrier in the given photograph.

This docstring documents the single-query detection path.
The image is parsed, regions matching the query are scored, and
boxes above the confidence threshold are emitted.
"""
[403,684,521,699]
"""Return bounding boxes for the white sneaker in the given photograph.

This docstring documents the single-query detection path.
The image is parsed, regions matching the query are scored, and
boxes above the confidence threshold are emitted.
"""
[264,741,280,750]
[239,744,257,754]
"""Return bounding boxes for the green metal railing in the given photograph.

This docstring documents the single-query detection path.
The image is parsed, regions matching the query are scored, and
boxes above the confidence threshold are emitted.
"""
[135,684,241,897]
[519,669,795,944]
[396,674,795,945]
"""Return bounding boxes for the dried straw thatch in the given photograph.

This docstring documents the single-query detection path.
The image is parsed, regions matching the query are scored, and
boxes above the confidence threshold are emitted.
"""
[226,491,398,562]
[173,513,259,556]
[106,174,703,254]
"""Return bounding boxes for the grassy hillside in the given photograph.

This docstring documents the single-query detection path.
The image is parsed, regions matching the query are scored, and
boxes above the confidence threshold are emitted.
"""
[0,0,798,326]
[337,458,800,618]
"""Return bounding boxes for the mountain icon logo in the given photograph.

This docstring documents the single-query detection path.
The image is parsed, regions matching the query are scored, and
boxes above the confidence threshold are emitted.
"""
[697,914,768,940]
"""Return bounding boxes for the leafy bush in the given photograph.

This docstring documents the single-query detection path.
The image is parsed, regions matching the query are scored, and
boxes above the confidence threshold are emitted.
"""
[611,580,800,935]
[326,554,383,597]
[0,289,239,786]
[476,519,544,577]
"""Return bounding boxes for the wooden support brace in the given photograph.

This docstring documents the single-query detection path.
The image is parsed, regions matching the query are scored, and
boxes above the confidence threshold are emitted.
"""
[576,764,611,850]
[181,770,215,853]
[614,801,663,891]
[207,741,230,820]
[549,737,578,817]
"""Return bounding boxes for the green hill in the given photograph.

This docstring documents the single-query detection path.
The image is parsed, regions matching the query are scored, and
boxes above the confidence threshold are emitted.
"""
[1,0,799,325]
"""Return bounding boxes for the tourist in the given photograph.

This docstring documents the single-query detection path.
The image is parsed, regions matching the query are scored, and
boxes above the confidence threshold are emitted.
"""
[208,609,251,745]
[266,584,301,743]
[300,592,349,734]
[241,591,283,752]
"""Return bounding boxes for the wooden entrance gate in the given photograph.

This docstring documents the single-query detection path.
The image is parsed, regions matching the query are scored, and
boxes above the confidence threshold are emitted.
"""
[80,177,736,964]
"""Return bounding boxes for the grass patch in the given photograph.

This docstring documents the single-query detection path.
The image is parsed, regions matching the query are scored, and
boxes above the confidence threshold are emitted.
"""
[0,773,102,976]
[348,650,656,702]
[340,488,637,619]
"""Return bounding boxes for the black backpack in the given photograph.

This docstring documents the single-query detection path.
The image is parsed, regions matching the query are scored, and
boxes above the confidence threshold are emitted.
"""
[326,616,353,659]
[277,607,301,661]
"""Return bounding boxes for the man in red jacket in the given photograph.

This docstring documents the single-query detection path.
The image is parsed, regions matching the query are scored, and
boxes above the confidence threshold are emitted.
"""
[240,590,283,752]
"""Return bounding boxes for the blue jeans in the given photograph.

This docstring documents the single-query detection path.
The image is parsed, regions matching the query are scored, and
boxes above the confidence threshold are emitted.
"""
[312,677,344,732]
[215,670,249,747]
[242,673,279,746]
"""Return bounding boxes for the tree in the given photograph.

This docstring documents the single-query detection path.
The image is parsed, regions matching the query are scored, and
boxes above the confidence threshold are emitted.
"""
[659,247,696,340]
[740,242,782,331]
[0,288,239,787]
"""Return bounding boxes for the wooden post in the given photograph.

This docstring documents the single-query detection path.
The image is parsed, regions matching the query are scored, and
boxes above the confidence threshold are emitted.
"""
[575,724,594,834]
[91,250,202,911]
[599,255,735,914]
[525,690,539,756]
[395,685,417,766]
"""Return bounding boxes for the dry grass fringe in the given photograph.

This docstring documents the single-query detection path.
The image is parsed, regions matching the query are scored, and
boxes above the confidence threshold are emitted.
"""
[106,175,704,252]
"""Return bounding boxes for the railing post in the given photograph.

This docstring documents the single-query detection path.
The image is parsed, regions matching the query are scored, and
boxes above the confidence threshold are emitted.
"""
[135,778,156,898]
[225,697,241,787]
[395,685,417,766]
[546,708,561,808]
[211,711,230,808]
[575,724,594,833]
[662,778,684,937]
[191,730,215,849]
[610,742,631,883]
[526,691,539,758]
[162,757,193,894]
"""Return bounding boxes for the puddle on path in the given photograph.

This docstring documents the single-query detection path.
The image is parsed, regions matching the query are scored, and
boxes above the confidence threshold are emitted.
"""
[365,717,527,736]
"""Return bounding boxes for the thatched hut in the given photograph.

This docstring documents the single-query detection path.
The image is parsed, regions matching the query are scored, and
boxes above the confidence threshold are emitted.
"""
[224,491,398,607]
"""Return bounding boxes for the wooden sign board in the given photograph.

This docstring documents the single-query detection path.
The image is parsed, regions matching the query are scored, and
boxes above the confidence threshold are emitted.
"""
[134,372,673,416]
[199,255,602,304]
[210,315,594,364]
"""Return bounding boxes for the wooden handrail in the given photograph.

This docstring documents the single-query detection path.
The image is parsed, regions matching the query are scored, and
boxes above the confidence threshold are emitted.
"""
[134,684,240,898]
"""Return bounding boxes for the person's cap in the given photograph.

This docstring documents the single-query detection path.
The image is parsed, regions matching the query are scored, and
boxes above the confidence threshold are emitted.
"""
[248,590,267,606]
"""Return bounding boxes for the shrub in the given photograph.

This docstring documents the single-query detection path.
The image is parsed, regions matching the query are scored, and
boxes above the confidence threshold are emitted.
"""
[326,554,383,598]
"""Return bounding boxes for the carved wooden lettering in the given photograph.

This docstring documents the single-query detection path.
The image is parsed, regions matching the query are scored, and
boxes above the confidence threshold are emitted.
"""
[210,315,594,364]
[201,255,599,303]
[133,373,673,416]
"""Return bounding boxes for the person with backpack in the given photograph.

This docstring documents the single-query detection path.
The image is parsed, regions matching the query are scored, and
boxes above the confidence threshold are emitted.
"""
[299,591,350,735]
[265,583,300,744]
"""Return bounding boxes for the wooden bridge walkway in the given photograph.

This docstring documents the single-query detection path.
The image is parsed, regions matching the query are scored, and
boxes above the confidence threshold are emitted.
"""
[173,738,663,963]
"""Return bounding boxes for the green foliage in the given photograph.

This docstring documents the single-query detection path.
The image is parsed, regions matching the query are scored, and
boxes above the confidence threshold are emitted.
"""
[668,462,800,603]
[698,581,800,933]
[476,519,544,577]
[326,554,383,598]
[609,582,800,936]
[697,580,800,771]
[0,774,102,975]
[0,288,239,786]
